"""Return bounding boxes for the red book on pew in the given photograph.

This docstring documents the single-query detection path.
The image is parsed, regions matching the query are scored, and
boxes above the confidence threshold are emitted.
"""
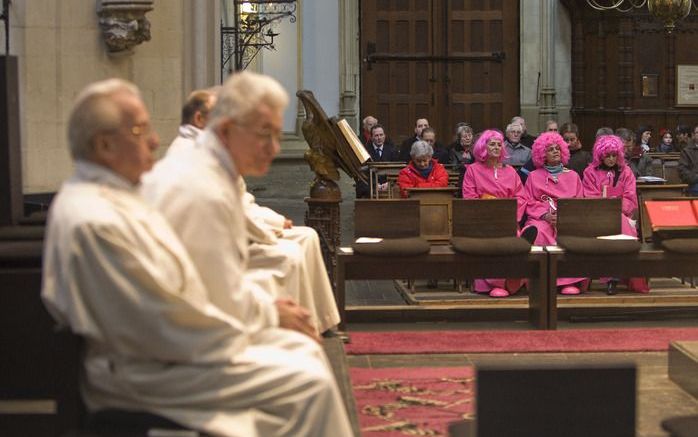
[645,200,698,229]
[644,200,698,240]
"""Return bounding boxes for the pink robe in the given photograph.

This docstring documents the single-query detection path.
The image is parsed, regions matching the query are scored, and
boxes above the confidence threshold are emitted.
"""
[582,165,648,292]
[523,168,587,287]
[582,165,637,237]
[461,162,525,293]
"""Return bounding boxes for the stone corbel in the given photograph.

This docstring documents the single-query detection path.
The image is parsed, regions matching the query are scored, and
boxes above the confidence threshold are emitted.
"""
[97,0,154,54]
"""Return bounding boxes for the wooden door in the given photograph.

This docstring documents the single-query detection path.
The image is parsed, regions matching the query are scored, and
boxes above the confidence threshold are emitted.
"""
[361,0,520,146]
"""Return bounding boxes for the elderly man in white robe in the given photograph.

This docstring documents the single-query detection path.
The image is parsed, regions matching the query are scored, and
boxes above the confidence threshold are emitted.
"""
[41,78,353,437]
[155,88,340,335]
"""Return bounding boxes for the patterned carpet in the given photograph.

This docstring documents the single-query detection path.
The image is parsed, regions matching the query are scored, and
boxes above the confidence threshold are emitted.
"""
[350,367,474,436]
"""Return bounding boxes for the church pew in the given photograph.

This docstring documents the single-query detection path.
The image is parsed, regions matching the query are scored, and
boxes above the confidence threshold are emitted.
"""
[339,199,548,329]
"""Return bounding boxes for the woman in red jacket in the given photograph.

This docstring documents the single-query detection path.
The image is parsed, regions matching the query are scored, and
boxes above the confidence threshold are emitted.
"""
[397,140,449,198]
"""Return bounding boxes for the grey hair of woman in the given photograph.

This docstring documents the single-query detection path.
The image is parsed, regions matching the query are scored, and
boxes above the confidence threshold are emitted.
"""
[456,123,473,139]
[410,140,433,159]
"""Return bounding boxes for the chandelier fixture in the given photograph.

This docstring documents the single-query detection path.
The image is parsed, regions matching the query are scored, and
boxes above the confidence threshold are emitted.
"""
[221,0,296,77]
[586,0,693,33]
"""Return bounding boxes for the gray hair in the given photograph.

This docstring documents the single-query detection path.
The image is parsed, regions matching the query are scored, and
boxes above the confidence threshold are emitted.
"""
[506,122,523,133]
[410,140,433,158]
[208,71,289,129]
[67,78,141,160]
[456,124,473,137]
[596,127,615,138]
[615,127,634,142]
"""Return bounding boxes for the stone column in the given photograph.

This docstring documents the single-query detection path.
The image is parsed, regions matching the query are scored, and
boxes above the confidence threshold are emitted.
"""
[538,0,558,128]
[338,0,359,131]
[183,0,219,91]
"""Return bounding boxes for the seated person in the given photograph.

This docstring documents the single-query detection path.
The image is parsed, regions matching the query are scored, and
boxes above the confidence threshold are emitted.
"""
[582,135,649,294]
[657,128,675,153]
[617,127,652,178]
[399,117,430,162]
[561,122,591,180]
[522,132,587,295]
[678,124,698,196]
[356,123,397,198]
[449,123,476,197]
[421,127,449,164]
[42,78,353,436]
[503,122,532,166]
[397,140,449,198]
[461,129,527,297]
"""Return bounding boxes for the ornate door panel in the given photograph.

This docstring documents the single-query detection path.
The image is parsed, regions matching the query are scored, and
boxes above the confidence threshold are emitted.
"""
[361,0,519,145]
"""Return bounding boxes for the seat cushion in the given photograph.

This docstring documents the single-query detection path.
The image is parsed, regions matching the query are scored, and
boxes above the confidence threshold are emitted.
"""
[450,236,530,256]
[351,237,430,256]
[557,236,641,254]
[661,238,698,254]
[661,414,698,437]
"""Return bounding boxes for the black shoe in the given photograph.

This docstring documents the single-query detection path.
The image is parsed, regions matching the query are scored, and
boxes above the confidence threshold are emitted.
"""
[521,226,538,245]
[607,280,618,296]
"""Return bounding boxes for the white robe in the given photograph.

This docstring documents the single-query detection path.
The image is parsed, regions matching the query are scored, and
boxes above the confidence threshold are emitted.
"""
[158,128,340,333]
[43,161,353,437]
[241,182,340,333]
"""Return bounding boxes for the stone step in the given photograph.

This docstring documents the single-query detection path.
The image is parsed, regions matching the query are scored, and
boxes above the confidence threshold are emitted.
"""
[669,341,698,400]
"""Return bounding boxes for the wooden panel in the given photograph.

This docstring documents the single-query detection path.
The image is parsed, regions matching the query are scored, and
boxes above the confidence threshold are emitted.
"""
[451,198,517,238]
[557,198,621,237]
[565,2,698,146]
[353,199,421,238]
[407,188,458,241]
[361,0,519,145]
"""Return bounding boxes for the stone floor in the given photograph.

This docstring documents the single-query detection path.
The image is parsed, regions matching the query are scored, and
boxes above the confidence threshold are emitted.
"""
[252,160,698,437]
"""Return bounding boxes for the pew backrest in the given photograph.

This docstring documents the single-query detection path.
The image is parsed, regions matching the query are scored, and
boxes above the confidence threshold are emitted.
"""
[451,198,518,238]
[354,199,421,238]
[557,198,621,237]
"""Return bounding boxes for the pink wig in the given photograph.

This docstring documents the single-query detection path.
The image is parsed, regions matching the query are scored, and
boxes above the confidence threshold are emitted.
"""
[531,131,570,168]
[591,134,626,168]
[472,129,507,163]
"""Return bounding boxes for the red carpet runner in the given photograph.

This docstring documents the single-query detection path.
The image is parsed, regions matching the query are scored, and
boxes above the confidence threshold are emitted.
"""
[345,327,698,355]
[350,367,474,437]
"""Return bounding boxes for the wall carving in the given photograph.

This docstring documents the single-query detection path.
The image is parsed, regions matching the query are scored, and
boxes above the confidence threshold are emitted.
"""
[97,0,154,54]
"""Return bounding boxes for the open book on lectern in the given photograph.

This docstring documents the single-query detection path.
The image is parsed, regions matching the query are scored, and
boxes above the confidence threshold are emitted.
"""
[335,118,371,164]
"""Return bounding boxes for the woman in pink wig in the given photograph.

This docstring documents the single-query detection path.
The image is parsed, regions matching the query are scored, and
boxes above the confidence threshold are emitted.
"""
[582,134,649,294]
[461,129,531,297]
[522,131,587,295]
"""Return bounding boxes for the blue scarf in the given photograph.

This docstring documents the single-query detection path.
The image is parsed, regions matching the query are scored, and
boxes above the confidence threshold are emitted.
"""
[544,164,564,176]
[417,162,433,179]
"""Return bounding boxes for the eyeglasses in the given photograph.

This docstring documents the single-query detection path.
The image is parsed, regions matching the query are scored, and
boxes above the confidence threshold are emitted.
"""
[128,123,154,138]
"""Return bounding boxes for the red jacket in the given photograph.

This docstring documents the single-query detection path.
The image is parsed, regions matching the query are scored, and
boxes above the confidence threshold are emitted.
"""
[397,159,449,198]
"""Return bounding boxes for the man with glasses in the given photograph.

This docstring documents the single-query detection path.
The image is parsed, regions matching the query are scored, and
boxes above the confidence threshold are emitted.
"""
[503,122,532,166]
[141,72,353,435]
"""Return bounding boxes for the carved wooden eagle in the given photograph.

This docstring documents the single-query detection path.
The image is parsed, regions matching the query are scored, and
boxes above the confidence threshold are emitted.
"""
[296,90,367,184]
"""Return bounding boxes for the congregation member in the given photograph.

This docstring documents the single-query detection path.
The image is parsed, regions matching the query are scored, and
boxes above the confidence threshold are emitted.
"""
[676,124,692,152]
[449,123,476,196]
[637,125,653,152]
[617,127,652,178]
[399,117,430,161]
[397,140,449,198]
[656,128,675,153]
[545,119,558,132]
[596,126,614,137]
[149,88,341,335]
[461,129,529,297]
[582,135,649,294]
[678,124,698,196]
[356,123,397,198]
[168,89,216,155]
[420,127,449,164]
[42,78,352,436]
[503,122,532,166]
[561,122,592,179]
[512,115,536,147]
[361,115,378,146]
[522,132,587,295]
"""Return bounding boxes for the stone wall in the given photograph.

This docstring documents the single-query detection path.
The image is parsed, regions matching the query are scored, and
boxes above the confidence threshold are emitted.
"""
[6,0,184,193]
